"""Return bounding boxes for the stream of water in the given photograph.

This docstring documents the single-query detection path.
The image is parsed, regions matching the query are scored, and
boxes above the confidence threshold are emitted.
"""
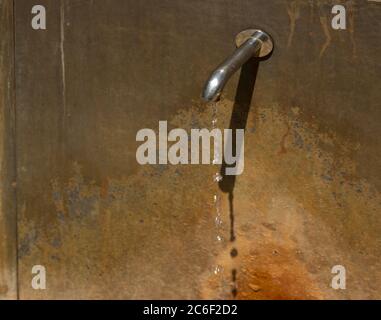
[211,102,224,278]
[211,101,238,298]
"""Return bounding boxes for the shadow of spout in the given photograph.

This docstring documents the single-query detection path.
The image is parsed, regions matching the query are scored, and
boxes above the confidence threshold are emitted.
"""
[218,57,259,298]
[218,57,259,197]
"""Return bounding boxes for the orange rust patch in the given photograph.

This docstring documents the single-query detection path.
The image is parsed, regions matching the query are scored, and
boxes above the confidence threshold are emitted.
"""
[236,244,323,300]
[18,98,381,299]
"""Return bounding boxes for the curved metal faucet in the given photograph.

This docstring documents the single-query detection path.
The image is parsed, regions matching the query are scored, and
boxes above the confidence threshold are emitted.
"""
[202,29,274,102]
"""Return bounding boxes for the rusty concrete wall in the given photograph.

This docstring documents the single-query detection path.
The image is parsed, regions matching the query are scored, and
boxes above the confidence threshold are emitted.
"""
[0,0,17,300]
[8,0,381,299]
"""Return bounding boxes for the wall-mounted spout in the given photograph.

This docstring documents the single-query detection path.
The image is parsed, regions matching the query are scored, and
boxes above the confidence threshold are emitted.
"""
[201,29,274,102]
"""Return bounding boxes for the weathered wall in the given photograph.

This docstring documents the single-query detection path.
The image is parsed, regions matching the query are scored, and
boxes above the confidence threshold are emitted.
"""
[11,0,381,299]
[0,0,17,300]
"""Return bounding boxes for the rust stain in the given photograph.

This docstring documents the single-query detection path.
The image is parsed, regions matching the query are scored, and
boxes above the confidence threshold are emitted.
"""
[18,98,381,299]
[237,245,323,300]
[279,123,291,155]
[319,15,332,58]
[286,0,301,48]
[347,0,357,59]
[286,1,358,59]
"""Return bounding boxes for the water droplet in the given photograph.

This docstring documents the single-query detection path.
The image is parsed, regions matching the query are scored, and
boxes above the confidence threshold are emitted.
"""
[214,265,224,275]
[212,156,221,165]
[214,173,223,182]
[215,216,223,227]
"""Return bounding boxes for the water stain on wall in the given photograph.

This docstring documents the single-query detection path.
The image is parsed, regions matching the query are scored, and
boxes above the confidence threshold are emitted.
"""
[286,0,357,58]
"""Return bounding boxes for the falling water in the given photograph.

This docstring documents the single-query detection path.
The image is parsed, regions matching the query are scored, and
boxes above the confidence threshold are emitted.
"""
[211,102,224,277]
[210,101,238,298]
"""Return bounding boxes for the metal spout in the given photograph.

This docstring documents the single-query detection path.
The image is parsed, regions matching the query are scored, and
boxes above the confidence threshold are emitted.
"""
[202,29,273,102]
